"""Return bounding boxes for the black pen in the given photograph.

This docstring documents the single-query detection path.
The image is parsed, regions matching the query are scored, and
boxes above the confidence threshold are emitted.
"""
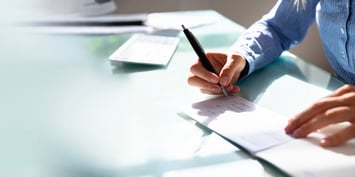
[181,24,228,96]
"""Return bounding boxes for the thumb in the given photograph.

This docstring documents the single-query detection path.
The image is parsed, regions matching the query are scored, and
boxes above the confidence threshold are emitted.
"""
[219,53,246,86]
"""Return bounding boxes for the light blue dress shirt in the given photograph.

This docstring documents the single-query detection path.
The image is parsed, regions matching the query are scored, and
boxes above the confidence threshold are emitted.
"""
[233,0,354,84]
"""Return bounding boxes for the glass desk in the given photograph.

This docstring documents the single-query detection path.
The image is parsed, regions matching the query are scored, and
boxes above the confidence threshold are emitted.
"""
[0,10,344,177]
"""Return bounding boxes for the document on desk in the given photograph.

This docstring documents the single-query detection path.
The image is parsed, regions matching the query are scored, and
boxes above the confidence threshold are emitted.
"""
[181,76,355,177]
[182,94,293,153]
[109,34,179,66]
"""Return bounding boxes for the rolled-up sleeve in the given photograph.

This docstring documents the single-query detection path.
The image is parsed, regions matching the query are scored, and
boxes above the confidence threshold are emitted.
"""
[232,0,319,76]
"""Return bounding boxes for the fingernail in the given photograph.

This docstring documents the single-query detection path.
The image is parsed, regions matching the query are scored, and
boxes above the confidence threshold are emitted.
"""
[210,77,218,83]
[220,77,228,86]
[211,86,220,93]
[284,125,292,134]
[284,123,295,134]
[232,86,240,93]
[321,138,333,147]
[293,129,303,138]
[226,84,234,91]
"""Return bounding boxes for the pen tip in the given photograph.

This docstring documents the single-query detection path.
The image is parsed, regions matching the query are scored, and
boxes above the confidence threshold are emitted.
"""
[181,24,186,30]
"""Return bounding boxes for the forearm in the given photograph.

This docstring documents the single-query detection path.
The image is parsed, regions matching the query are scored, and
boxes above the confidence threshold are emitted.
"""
[231,0,318,77]
[232,19,287,76]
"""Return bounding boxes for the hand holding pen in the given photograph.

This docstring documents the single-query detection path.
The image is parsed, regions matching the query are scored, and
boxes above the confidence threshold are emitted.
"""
[182,25,247,95]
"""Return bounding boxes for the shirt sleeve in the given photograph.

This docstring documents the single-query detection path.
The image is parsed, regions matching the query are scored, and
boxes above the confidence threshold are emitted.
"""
[231,0,319,76]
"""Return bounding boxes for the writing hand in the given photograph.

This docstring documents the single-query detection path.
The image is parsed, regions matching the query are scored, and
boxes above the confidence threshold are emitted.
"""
[187,51,247,95]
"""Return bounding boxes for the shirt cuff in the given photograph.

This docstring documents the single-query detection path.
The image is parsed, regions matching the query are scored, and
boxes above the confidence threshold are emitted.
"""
[230,47,255,78]
[238,59,250,81]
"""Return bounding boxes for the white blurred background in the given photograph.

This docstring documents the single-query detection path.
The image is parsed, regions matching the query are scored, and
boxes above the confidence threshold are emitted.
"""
[4,0,332,73]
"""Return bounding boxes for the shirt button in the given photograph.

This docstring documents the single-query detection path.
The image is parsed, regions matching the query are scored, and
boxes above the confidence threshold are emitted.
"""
[340,27,345,34]
[341,52,345,58]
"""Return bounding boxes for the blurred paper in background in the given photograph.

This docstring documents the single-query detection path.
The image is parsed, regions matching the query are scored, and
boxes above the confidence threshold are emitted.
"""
[80,0,116,16]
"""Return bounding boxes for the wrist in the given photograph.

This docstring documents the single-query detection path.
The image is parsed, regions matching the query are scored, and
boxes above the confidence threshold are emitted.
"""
[238,60,249,81]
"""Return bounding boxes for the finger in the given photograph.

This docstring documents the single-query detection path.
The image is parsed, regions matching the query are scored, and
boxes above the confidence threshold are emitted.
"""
[199,84,240,95]
[285,96,345,134]
[205,52,228,73]
[188,75,221,93]
[224,84,241,95]
[190,61,219,84]
[228,84,241,94]
[219,54,246,86]
[291,106,354,138]
[321,124,355,147]
[200,88,222,95]
[328,84,355,97]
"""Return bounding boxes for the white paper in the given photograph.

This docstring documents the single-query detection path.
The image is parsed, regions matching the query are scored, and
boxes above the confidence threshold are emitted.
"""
[183,95,293,153]
[23,25,149,35]
[108,34,180,65]
[80,0,117,16]
[146,10,220,30]
[23,10,218,34]
[183,75,355,176]
[257,135,355,177]
[254,76,355,177]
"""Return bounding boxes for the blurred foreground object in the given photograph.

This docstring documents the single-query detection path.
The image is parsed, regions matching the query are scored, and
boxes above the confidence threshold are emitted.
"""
[80,0,116,16]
